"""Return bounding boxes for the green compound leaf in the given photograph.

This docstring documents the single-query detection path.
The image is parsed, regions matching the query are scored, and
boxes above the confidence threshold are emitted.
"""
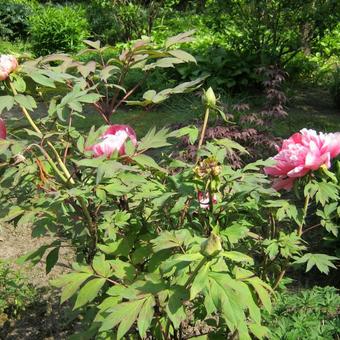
[137,295,155,338]
[73,277,106,310]
[294,253,338,274]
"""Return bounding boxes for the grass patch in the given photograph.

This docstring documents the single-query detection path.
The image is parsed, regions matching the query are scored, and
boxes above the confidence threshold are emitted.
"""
[5,87,339,140]
[81,95,201,136]
[273,108,339,137]
[273,86,339,137]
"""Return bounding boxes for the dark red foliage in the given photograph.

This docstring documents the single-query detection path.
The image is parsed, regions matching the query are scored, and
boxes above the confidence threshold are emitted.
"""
[172,66,288,167]
[257,65,288,119]
[173,121,281,168]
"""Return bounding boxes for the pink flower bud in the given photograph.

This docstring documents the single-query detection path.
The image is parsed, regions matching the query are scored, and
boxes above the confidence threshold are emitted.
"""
[0,68,8,81]
[87,124,137,158]
[0,55,18,81]
[198,191,217,209]
[200,232,222,257]
[0,118,6,139]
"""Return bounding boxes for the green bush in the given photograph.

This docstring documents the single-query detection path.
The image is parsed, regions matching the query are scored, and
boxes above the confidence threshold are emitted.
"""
[315,23,340,58]
[150,14,260,91]
[0,261,37,317]
[265,286,340,339]
[0,0,32,40]
[177,47,259,91]
[29,5,89,56]
[86,0,148,45]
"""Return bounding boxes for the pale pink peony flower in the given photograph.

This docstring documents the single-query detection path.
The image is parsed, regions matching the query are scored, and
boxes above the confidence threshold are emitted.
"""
[87,125,137,157]
[0,118,6,139]
[0,68,8,81]
[198,191,217,209]
[265,129,340,190]
[0,55,18,81]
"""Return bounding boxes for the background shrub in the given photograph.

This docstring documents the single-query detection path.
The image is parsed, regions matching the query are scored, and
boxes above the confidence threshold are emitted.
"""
[29,5,89,55]
[177,47,259,91]
[0,0,32,40]
[86,0,148,45]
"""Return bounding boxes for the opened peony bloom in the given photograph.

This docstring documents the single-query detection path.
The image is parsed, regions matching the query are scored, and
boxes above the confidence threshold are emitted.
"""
[198,191,217,209]
[265,129,340,190]
[0,55,18,81]
[0,118,6,139]
[87,125,137,157]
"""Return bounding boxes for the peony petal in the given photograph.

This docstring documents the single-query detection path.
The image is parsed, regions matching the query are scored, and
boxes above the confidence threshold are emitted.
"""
[305,152,322,170]
[272,177,295,191]
[327,133,340,158]
[104,125,137,145]
[287,165,309,178]
[0,118,6,139]
[87,124,137,158]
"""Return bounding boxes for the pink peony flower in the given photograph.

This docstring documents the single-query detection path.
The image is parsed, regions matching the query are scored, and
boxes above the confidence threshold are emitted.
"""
[198,191,217,209]
[0,118,6,139]
[87,124,137,157]
[0,55,18,81]
[265,129,340,190]
[0,68,8,81]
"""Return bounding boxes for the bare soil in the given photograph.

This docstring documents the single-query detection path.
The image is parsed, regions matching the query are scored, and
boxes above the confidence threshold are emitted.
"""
[0,223,76,339]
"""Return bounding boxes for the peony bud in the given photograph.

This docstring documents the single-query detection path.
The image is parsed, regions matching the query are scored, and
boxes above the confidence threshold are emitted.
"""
[0,55,18,81]
[198,191,217,209]
[0,118,6,139]
[202,87,216,108]
[200,232,222,257]
[13,154,26,165]
[194,157,221,179]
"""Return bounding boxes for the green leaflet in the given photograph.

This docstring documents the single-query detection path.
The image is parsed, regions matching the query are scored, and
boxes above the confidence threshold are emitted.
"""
[73,277,106,310]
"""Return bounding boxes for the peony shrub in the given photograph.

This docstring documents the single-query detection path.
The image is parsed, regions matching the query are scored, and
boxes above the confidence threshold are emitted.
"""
[0,42,339,338]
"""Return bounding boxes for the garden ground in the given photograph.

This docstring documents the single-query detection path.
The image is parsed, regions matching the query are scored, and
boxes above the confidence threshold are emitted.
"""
[4,86,340,138]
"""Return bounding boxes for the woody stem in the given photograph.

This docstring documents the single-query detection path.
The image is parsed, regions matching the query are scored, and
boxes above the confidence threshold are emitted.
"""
[196,107,210,163]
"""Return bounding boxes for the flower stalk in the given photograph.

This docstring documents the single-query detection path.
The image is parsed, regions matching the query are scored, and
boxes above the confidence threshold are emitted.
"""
[196,107,209,163]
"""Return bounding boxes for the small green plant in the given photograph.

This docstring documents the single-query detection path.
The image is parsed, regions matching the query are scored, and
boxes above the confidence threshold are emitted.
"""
[29,5,89,56]
[0,261,37,317]
[38,31,202,123]
[265,286,340,339]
